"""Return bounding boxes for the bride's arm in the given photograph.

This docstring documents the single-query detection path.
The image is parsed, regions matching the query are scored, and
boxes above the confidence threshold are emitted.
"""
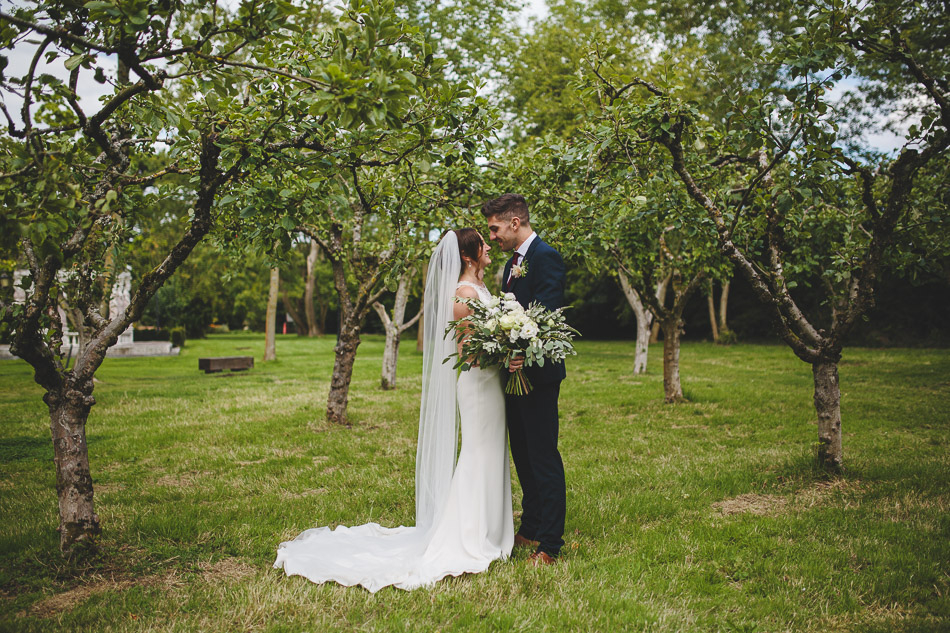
[453,286,478,361]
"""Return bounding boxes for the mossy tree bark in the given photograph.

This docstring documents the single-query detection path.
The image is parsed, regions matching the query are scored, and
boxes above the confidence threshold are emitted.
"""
[813,360,842,470]
[660,318,684,402]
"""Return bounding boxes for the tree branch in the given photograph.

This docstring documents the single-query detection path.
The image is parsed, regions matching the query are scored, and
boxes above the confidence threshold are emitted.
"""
[192,51,332,91]
[119,163,194,186]
[0,12,116,54]
[20,35,51,135]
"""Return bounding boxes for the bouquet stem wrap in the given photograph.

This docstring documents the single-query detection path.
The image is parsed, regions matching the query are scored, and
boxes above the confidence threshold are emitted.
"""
[506,368,533,396]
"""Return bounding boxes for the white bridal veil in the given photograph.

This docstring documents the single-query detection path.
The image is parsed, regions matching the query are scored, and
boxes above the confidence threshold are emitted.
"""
[415,231,462,532]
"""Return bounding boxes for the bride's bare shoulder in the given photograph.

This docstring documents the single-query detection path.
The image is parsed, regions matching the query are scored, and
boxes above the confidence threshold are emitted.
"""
[453,284,479,320]
[454,283,480,300]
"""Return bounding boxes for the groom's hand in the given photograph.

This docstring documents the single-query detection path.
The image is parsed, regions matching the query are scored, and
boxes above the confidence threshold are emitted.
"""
[509,355,525,372]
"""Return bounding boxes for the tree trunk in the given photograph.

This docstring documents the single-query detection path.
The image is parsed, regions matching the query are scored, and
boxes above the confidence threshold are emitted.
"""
[64,305,91,365]
[327,316,360,425]
[661,319,684,403]
[373,271,420,390]
[634,317,651,374]
[617,270,652,374]
[373,301,398,390]
[707,292,720,342]
[264,267,278,361]
[813,360,843,470]
[719,280,730,333]
[48,379,100,555]
[305,239,320,337]
[649,275,669,344]
[318,303,328,336]
[380,323,400,390]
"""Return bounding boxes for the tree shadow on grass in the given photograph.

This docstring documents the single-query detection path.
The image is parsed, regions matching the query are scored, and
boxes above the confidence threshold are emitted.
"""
[0,436,50,464]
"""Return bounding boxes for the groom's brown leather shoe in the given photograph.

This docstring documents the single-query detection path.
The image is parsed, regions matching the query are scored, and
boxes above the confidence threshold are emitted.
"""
[514,533,539,549]
[528,551,556,566]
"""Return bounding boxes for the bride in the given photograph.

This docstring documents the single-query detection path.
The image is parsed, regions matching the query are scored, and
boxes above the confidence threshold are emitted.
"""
[273,228,513,592]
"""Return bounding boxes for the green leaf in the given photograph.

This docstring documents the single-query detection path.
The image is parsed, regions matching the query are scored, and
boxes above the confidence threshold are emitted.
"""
[64,54,85,71]
[129,10,149,25]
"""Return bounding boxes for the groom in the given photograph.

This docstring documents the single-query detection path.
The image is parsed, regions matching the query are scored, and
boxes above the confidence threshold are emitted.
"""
[482,194,567,566]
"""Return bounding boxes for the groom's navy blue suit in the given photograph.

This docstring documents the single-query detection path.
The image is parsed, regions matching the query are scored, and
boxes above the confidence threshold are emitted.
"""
[503,235,567,557]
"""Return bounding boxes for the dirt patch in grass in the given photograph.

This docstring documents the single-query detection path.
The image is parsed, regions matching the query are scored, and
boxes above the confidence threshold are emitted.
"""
[715,479,867,516]
[795,478,864,508]
[24,558,255,618]
[27,576,150,618]
[713,493,788,516]
[198,558,256,582]
[154,471,213,488]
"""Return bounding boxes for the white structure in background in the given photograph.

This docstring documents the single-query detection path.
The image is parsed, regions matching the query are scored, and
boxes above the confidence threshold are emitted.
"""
[12,269,27,303]
[1,269,178,360]
[108,270,135,347]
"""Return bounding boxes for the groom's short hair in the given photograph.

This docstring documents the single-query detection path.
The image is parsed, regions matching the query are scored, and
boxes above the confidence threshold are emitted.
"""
[481,194,530,225]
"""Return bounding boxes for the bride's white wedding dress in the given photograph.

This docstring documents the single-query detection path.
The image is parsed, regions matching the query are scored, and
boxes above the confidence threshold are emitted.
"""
[273,280,513,592]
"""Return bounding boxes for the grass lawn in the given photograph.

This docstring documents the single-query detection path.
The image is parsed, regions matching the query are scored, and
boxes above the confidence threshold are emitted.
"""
[0,333,948,632]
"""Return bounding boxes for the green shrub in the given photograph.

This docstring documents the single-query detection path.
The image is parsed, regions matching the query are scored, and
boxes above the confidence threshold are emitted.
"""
[133,328,170,342]
[717,328,739,345]
[169,327,186,348]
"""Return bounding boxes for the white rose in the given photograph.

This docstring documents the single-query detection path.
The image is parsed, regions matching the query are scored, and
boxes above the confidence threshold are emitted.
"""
[486,296,501,308]
[504,300,523,313]
[521,321,539,339]
[498,313,519,330]
[504,292,516,301]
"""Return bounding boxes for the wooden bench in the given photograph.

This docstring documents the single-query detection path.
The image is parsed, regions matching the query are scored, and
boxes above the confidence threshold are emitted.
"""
[198,356,254,373]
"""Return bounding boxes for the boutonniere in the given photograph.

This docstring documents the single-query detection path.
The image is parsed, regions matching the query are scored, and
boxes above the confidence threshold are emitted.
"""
[511,260,528,279]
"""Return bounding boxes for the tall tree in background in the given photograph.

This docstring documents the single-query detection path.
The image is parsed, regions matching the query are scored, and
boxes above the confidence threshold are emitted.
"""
[602,0,949,468]
[222,3,500,424]
[0,0,308,555]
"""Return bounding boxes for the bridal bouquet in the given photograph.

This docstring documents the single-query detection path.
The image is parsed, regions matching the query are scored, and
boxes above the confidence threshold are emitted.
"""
[446,292,578,395]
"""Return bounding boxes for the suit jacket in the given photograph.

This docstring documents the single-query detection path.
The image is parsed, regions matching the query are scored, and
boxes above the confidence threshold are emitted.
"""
[502,235,568,386]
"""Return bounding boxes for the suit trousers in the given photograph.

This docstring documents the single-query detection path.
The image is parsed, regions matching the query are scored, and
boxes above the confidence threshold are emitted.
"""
[506,380,565,556]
